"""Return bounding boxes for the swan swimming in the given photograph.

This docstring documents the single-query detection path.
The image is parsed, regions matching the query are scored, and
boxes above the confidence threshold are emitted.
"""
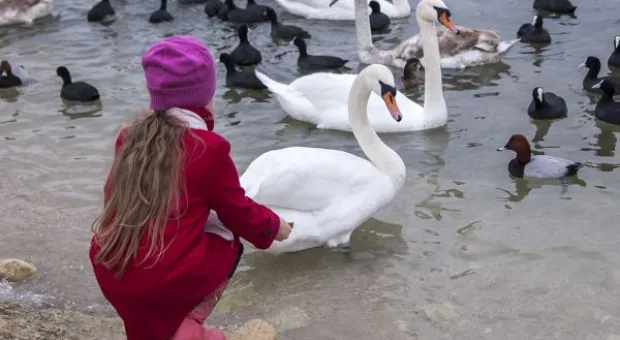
[271,0,409,21]
[255,0,449,133]
[0,0,53,27]
[241,64,406,254]
[334,0,519,69]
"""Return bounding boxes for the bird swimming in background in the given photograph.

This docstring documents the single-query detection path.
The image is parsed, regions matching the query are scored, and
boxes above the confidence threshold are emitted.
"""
[527,87,567,120]
[219,53,267,90]
[87,0,115,22]
[291,37,349,71]
[401,58,423,90]
[592,79,620,125]
[149,0,174,23]
[56,66,101,102]
[369,0,390,32]
[533,0,576,14]
[230,24,263,66]
[497,134,583,194]
[0,60,25,88]
[265,8,311,42]
[517,15,551,44]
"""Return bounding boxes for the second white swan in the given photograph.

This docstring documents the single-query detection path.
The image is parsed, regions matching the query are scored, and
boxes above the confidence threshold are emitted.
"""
[241,64,406,254]
[255,0,450,133]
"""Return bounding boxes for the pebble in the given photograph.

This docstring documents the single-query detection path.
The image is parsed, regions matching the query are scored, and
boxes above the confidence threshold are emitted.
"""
[227,319,277,340]
[422,303,459,325]
[0,259,37,282]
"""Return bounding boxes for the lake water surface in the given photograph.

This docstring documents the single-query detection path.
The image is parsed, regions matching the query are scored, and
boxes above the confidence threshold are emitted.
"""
[1,0,620,339]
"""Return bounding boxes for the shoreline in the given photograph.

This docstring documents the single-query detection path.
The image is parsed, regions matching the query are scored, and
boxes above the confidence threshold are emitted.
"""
[0,301,280,340]
[0,300,125,340]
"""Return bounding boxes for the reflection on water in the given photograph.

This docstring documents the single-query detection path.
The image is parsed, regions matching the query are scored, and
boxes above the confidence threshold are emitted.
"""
[2,0,620,338]
[531,119,553,142]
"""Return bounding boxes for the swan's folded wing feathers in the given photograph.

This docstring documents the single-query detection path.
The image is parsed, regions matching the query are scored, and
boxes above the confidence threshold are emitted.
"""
[240,147,381,212]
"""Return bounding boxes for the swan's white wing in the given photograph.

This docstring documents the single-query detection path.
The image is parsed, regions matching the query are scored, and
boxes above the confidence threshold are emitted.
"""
[240,147,383,212]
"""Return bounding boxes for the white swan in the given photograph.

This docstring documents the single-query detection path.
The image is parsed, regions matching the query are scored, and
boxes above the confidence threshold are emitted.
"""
[337,0,519,69]
[0,0,53,27]
[272,0,410,21]
[241,64,406,254]
[254,0,448,133]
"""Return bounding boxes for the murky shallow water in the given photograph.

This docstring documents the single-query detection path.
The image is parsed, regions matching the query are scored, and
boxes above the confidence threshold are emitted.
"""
[1,0,620,338]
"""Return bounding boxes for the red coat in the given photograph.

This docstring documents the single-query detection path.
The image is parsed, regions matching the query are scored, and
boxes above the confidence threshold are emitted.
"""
[89,109,279,340]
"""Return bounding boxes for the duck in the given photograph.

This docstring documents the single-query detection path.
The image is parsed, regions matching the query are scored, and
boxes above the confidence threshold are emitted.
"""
[240,64,406,254]
[204,0,224,17]
[0,0,53,26]
[219,0,267,24]
[271,0,409,20]
[56,66,100,102]
[533,0,576,14]
[87,0,115,22]
[579,56,620,94]
[292,37,349,71]
[527,87,567,120]
[245,0,273,18]
[253,0,449,133]
[330,0,520,69]
[497,134,583,181]
[608,35,620,69]
[149,0,173,23]
[0,60,26,88]
[219,53,266,90]
[266,8,311,42]
[230,24,262,66]
[517,15,551,44]
[368,1,389,32]
[401,57,423,90]
[592,80,620,125]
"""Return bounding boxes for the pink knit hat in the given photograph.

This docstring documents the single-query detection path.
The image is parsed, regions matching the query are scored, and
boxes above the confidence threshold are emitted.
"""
[142,35,216,110]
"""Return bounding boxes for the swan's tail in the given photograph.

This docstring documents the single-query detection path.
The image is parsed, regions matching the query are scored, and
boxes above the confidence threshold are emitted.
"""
[253,70,317,122]
[254,70,291,95]
[498,38,520,55]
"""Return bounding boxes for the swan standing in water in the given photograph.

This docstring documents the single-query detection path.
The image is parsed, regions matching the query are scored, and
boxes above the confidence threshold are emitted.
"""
[241,64,405,254]
[332,0,519,69]
[255,0,450,133]
[272,0,409,21]
[0,0,53,27]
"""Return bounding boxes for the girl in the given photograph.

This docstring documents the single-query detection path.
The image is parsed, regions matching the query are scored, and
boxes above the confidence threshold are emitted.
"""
[89,35,293,340]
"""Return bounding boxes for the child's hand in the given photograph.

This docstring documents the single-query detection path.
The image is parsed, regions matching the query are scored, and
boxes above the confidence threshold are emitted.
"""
[275,217,293,241]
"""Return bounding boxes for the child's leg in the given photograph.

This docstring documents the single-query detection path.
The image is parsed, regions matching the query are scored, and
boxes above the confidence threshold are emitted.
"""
[171,279,229,340]
[171,244,243,340]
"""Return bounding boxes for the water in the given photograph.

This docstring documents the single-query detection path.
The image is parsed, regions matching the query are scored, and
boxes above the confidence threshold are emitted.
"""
[1,0,620,338]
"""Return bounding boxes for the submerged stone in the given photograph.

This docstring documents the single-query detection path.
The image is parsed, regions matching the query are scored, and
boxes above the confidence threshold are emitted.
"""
[227,319,278,340]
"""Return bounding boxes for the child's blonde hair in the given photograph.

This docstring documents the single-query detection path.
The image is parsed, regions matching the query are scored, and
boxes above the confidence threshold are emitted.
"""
[92,110,191,278]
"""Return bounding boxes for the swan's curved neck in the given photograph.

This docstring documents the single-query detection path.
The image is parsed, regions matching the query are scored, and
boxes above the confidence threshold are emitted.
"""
[348,75,406,187]
[416,11,445,111]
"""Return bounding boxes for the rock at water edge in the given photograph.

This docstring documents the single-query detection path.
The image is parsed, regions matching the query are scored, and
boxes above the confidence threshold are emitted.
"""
[0,259,37,282]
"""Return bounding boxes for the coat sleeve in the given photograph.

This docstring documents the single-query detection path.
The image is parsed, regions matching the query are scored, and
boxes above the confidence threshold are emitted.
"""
[205,137,280,250]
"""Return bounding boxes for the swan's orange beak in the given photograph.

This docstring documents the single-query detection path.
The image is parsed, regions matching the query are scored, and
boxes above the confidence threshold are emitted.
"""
[382,92,402,122]
[438,12,458,33]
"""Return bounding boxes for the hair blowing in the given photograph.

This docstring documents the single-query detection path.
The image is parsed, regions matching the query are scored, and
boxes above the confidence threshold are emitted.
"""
[92,110,196,278]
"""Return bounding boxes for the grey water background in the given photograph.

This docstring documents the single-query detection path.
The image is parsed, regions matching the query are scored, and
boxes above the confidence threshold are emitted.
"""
[1,0,619,338]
